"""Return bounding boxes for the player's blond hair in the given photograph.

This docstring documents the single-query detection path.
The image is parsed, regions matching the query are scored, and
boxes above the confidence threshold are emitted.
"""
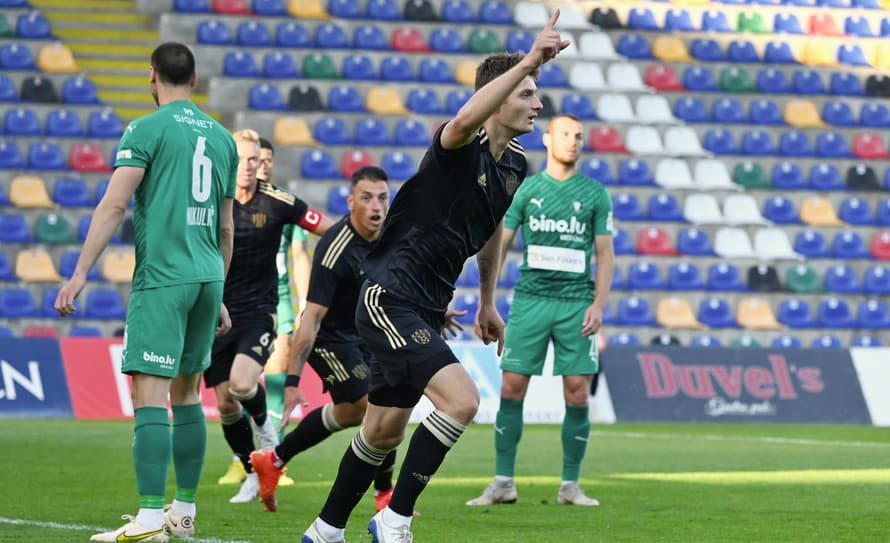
[232,129,260,144]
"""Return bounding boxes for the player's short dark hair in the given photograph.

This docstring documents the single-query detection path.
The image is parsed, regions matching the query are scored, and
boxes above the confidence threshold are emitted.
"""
[150,42,195,86]
[351,165,389,188]
[259,137,274,154]
[474,52,539,91]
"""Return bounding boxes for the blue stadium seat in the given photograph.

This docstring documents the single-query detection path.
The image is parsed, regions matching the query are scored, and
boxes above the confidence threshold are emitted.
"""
[353,24,388,50]
[354,117,391,145]
[367,0,401,20]
[697,297,737,327]
[328,85,365,112]
[4,107,40,136]
[236,21,272,47]
[196,19,232,44]
[313,117,351,145]
[0,43,36,70]
[794,230,829,258]
[778,130,813,157]
[418,58,453,83]
[749,99,782,125]
[859,103,890,128]
[756,68,791,94]
[538,63,568,87]
[812,334,843,348]
[27,142,66,170]
[561,93,595,119]
[329,0,363,18]
[793,70,826,94]
[327,186,350,215]
[628,8,659,30]
[648,193,682,222]
[728,40,759,63]
[851,335,882,347]
[40,287,61,318]
[456,259,479,287]
[846,16,874,37]
[341,54,375,80]
[381,151,415,181]
[838,44,870,66]
[665,9,695,31]
[666,262,703,290]
[690,38,725,61]
[316,22,350,49]
[833,231,869,259]
[818,297,854,328]
[301,150,338,179]
[223,51,259,77]
[441,0,474,22]
[616,34,652,59]
[275,21,311,47]
[701,10,732,32]
[495,294,511,322]
[59,250,101,280]
[609,332,641,346]
[430,28,466,53]
[817,133,851,159]
[442,89,470,116]
[682,66,718,92]
[0,287,38,317]
[580,158,615,185]
[608,265,625,290]
[617,296,656,326]
[16,12,52,39]
[618,159,653,186]
[175,0,210,11]
[712,98,746,124]
[821,101,855,126]
[612,228,635,255]
[0,140,24,169]
[762,195,799,223]
[248,84,286,111]
[774,13,804,34]
[778,299,815,328]
[877,200,890,226]
[673,97,709,123]
[830,72,863,96]
[53,177,91,207]
[0,251,12,279]
[677,227,714,256]
[627,261,663,289]
[838,197,874,225]
[479,0,511,24]
[262,52,298,79]
[0,212,30,242]
[253,0,287,15]
[690,335,721,348]
[85,288,126,319]
[498,260,519,288]
[452,294,479,325]
[505,30,534,54]
[824,264,860,293]
[0,326,14,338]
[0,75,17,102]
[380,56,414,81]
[707,263,744,291]
[772,335,802,348]
[809,163,844,191]
[612,192,644,221]
[516,125,544,150]
[741,130,775,156]
[858,299,890,328]
[771,162,807,190]
[764,42,797,64]
[62,76,99,105]
[394,119,431,147]
[87,110,123,138]
[703,129,736,154]
[69,325,103,337]
[406,89,441,114]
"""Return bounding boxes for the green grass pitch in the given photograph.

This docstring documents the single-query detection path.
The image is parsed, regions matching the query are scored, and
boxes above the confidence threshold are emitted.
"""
[2,420,889,542]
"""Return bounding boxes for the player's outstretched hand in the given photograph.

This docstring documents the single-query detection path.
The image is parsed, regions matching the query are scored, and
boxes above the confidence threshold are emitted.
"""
[442,308,466,339]
[582,303,603,337]
[280,384,309,433]
[475,304,506,356]
[55,274,86,317]
[526,9,571,69]
[217,303,232,336]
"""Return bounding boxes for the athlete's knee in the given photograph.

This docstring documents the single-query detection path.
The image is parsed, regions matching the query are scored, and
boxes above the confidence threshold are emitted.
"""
[564,376,592,407]
[500,371,530,400]
[217,396,241,415]
[333,401,366,428]
[228,382,257,401]
[362,419,406,450]
[443,388,479,425]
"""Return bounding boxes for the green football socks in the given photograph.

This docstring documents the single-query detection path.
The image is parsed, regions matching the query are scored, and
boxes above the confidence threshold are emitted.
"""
[494,399,524,478]
[561,404,590,482]
[172,403,206,503]
[133,406,170,509]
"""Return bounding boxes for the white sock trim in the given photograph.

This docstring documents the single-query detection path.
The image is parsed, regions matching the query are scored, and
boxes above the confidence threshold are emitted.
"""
[321,403,342,432]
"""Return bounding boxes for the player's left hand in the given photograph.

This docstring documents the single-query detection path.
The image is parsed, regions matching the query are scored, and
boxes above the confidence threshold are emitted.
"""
[582,303,603,337]
[475,304,505,356]
[280,384,309,433]
[217,303,232,336]
[442,308,466,339]
[54,274,87,317]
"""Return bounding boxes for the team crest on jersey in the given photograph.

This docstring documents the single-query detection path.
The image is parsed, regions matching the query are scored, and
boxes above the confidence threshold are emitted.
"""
[411,328,432,345]
[251,213,267,228]
[477,173,487,188]
[573,200,583,212]
[505,172,519,196]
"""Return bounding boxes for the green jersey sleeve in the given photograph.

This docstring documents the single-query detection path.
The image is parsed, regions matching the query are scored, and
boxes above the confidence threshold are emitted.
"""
[504,177,531,230]
[115,120,156,169]
[225,142,237,198]
[592,185,614,236]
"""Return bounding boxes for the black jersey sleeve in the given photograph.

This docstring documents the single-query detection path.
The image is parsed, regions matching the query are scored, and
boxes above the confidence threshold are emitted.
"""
[307,250,341,309]
[430,121,479,176]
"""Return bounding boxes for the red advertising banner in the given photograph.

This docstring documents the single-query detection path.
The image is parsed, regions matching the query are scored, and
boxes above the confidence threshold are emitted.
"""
[59,338,331,420]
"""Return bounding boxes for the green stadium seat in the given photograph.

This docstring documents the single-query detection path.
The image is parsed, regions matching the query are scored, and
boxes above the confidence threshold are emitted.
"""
[732,161,770,189]
[0,15,12,38]
[467,28,501,54]
[34,212,75,244]
[785,264,823,294]
[737,12,769,34]
[302,53,339,79]
[719,67,756,93]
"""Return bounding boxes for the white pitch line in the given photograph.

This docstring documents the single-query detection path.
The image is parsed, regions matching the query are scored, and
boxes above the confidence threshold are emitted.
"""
[0,516,252,543]
[589,430,890,449]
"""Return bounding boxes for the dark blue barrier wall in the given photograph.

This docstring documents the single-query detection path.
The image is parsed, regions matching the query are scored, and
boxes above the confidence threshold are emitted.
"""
[0,338,73,418]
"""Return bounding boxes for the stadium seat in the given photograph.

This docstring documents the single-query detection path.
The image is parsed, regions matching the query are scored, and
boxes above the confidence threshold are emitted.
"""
[324,85,360,112]
[697,297,737,327]
[851,335,882,348]
[34,211,74,244]
[53,177,91,207]
[878,200,890,225]
[778,298,815,328]
[683,194,722,224]
[607,63,646,92]
[757,68,790,94]
[692,160,733,191]
[223,51,258,78]
[702,10,732,32]
[378,56,412,82]
[810,163,844,191]
[723,194,768,225]
[657,297,704,329]
[353,117,390,146]
[864,265,890,294]
[824,264,860,293]
[303,53,338,79]
[578,32,618,60]
[301,150,338,179]
[0,43,35,70]
[737,297,782,329]
[612,228,635,255]
[364,0,399,19]
[665,9,695,31]
[348,25,385,50]
[406,88,441,114]
[69,326,103,337]
[682,66,718,92]
[314,22,349,49]
[260,52,298,79]
[70,143,109,172]
[815,132,850,159]
[287,0,329,17]
[627,7,658,30]
[627,261,663,290]
[637,227,678,255]
[764,42,797,64]
[15,248,60,282]
[380,151,415,181]
[616,34,652,59]
[838,44,870,66]
[609,332,640,346]
[213,0,251,12]
[712,98,746,124]
[847,164,881,191]
[728,40,759,63]
[666,262,703,291]
[0,139,25,169]
[197,19,231,44]
[812,334,843,348]
[677,227,714,256]
[818,297,854,328]
[451,294,478,325]
[443,89,471,116]
[326,186,349,215]
[625,126,663,155]
[833,231,869,259]
[0,212,30,242]
[773,334,803,348]
[741,130,775,156]
[176,0,210,10]
[37,43,77,73]
[755,228,800,260]
[276,21,311,48]
[366,87,407,114]
[312,117,350,145]
[704,130,738,156]
[441,0,473,22]
[715,227,755,258]
[774,13,804,34]
[771,162,806,190]
[786,264,822,294]
[871,231,890,259]
[793,230,829,258]
[248,84,287,111]
[253,0,287,15]
[852,133,889,159]
[328,0,362,17]
[0,287,38,317]
[498,260,519,289]
[4,107,40,136]
[339,149,374,179]
[653,159,692,189]
[793,70,826,94]
[84,288,126,320]
[418,58,452,84]
[394,118,431,147]
[580,159,614,185]
[21,75,58,103]
[860,103,890,128]
[0,74,16,101]
[272,116,315,146]
[762,196,799,224]
[748,99,782,125]
[9,175,53,208]
[561,94,595,119]
[0,252,12,280]
[505,29,534,54]
[689,335,721,348]
[800,196,843,226]
[645,65,682,92]
[673,97,708,123]
[719,67,755,93]
[831,72,864,96]
[785,99,824,128]
[87,110,122,139]
[27,142,66,170]
[838,197,874,225]
[617,296,656,326]
[61,75,98,105]
[538,63,568,88]
[588,126,626,153]
[648,193,682,222]
[613,193,644,221]
[478,0,511,24]
[652,36,691,62]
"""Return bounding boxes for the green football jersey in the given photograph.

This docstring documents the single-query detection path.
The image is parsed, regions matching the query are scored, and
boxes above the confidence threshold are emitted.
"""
[115,100,237,289]
[504,171,613,300]
[276,223,309,300]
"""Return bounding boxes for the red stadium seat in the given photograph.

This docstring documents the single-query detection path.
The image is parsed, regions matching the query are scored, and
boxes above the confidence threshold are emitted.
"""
[809,14,842,36]
[340,149,375,180]
[23,325,57,338]
[212,0,251,13]
[644,64,683,91]
[391,27,428,52]
[637,227,679,255]
[70,143,110,172]
[871,231,890,260]
[589,126,627,153]
[852,133,889,159]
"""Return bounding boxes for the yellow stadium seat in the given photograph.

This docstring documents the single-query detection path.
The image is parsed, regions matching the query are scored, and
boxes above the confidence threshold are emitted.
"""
[872,42,890,69]
[101,250,136,283]
[455,60,477,87]
[652,36,691,62]
[273,116,317,146]
[288,0,329,18]
[801,41,837,67]
[37,43,78,73]
[784,99,824,128]
[737,297,783,330]
[365,87,407,115]
[656,296,704,329]
[15,248,61,282]
[800,196,844,226]
[10,175,54,208]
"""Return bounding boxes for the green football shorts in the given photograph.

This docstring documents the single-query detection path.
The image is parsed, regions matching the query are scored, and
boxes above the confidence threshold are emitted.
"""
[500,293,599,376]
[121,281,224,378]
